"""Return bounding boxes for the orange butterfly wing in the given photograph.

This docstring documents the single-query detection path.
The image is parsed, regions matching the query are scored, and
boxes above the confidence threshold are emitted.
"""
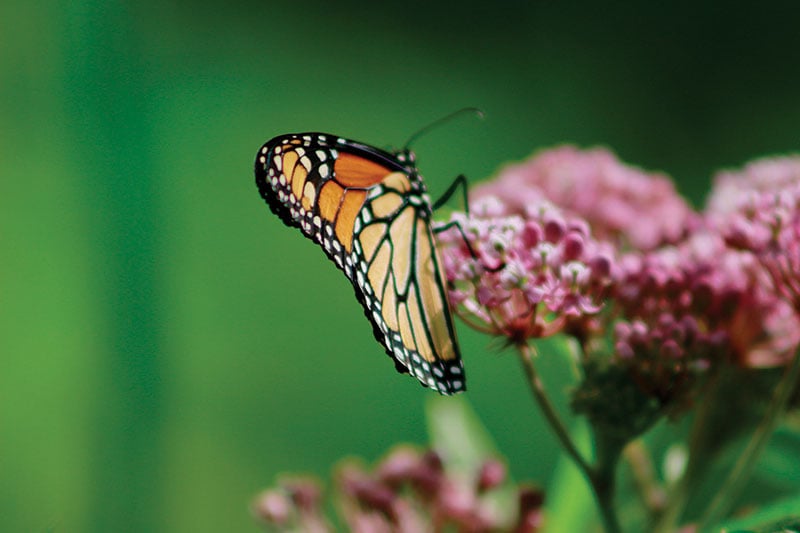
[255,133,464,394]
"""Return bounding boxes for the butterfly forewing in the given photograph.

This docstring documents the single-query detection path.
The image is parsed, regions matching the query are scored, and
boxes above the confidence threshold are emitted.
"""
[255,133,465,394]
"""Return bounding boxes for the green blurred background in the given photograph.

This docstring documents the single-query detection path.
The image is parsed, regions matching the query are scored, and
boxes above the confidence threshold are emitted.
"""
[2,1,799,531]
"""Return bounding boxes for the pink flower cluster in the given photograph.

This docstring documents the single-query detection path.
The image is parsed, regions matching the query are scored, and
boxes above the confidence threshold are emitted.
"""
[612,232,750,400]
[472,146,695,251]
[436,197,615,342]
[437,146,800,409]
[707,156,800,313]
[253,446,544,533]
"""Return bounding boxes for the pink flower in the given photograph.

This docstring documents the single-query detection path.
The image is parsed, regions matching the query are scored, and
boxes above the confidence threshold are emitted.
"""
[436,197,615,343]
[615,226,800,375]
[254,446,543,533]
[252,476,330,533]
[609,232,734,405]
[472,146,696,251]
[705,155,800,361]
[707,155,800,218]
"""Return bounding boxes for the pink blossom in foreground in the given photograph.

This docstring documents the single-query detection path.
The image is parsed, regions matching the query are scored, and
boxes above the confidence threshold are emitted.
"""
[472,145,696,251]
[436,197,615,343]
[252,476,329,533]
[253,446,544,533]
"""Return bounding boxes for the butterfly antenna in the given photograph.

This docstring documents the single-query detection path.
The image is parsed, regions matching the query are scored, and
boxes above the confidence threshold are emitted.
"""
[402,107,485,151]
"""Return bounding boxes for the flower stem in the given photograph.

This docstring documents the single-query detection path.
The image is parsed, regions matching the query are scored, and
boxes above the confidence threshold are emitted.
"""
[695,344,800,530]
[516,342,622,533]
[591,452,623,533]
[517,342,592,474]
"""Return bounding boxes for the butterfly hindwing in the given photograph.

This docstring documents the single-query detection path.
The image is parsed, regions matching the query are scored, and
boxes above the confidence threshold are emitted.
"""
[255,133,465,394]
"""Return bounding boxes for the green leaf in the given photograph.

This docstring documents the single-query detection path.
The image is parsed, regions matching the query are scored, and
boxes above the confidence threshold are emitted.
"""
[713,492,800,532]
[755,425,800,492]
[426,395,501,473]
[542,422,598,533]
[680,423,800,522]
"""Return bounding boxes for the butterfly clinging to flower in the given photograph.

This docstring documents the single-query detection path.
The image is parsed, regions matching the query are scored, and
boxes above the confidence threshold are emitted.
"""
[255,132,466,394]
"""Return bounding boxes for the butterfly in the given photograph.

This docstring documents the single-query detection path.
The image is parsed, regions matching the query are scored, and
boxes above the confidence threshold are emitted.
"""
[254,133,465,394]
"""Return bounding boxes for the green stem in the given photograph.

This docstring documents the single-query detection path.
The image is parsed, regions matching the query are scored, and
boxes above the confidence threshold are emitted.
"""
[591,455,623,533]
[516,342,622,533]
[696,345,800,531]
[517,342,592,475]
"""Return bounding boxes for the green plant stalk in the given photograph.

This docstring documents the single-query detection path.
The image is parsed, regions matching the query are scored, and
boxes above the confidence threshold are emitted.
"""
[591,434,625,533]
[695,345,800,531]
[517,342,622,533]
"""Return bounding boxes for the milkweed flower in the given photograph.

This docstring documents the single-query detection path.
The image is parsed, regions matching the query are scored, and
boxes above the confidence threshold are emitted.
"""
[608,232,746,409]
[707,155,800,218]
[705,156,800,365]
[436,197,616,343]
[472,145,695,251]
[252,476,330,533]
[253,446,544,533]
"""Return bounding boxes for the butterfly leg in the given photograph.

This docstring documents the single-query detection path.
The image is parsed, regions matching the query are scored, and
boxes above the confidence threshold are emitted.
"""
[433,219,504,272]
[432,174,470,216]
[432,175,504,272]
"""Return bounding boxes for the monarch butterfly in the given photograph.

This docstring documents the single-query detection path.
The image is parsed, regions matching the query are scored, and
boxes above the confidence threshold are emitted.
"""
[254,133,465,394]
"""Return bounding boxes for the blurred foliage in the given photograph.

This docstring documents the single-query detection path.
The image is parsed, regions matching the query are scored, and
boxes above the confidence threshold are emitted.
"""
[715,491,800,532]
[2,1,800,532]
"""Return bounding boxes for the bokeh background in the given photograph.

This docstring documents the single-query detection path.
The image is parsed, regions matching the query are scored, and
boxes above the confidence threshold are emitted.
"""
[2,1,800,531]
